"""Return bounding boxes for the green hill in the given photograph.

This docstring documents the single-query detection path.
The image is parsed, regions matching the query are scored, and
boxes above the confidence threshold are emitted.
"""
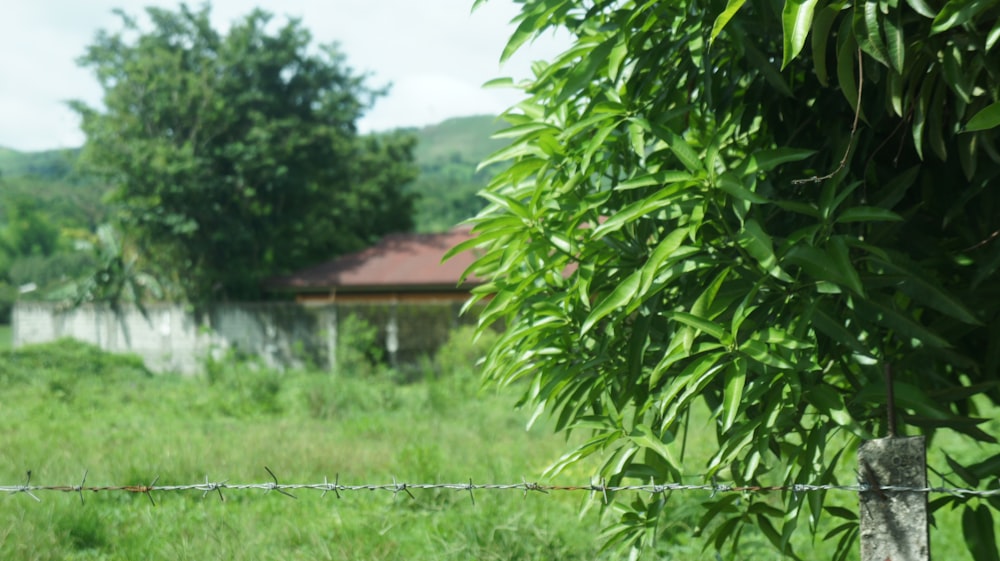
[411,114,508,164]
[0,147,78,180]
[406,115,511,233]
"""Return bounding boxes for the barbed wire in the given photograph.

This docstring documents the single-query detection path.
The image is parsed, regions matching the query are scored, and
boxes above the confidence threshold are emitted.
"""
[3,467,999,505]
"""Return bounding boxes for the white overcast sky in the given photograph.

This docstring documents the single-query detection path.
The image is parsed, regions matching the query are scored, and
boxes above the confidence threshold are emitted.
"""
[0,1,570,152]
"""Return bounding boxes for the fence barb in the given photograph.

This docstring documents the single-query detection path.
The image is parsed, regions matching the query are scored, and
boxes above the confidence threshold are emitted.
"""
[3,468,1000,503]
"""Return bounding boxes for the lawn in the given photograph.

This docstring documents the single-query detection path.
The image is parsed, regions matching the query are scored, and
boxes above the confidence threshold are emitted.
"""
[0,340,635,561]
[0,339,994,560]
[0,324,11,349]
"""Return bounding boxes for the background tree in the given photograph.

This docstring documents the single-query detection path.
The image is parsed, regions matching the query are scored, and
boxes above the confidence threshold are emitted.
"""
[72,4,417,303]
[460,0,1000,558]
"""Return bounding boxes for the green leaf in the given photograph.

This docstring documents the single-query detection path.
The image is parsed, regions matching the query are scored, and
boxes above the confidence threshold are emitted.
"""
[835,206,902,223]
[591,189,684,238]
[836,21,861,113]
[965,101,1000,132]
[582,230,689,335]
[627,119,647,159]
[782,0,821,69]
[665,131,705,173]
[786,240,865,296]
[883,8,905,73]
[740,338,794,368]
[501,7,549,62]
[750,147,817,172]
[615,170,695,191]
[745,40,794,97]
[478,141,545,169]
[581,270,642,335]
[865,381,954,420]
[811,6,841,86]
[805,387,855,427]
[691,268,732,319]
[941,43,971,104]
[932,0,997,35]
[854,299,953,349]
[629,424,677,465]
[608,38,629,81]
[634,229,691,297]
[657,351,728,416]
[669,311,728,341]
[928,80,948,160]
[873,258,980,324]
[491,121,558,139]
[962,505,1000,561]
[888,69,904,116]
[479,191,531,220]
[905,0,938,17]
[719,173,769,204]
[854,1,891,68]
[775,200,821,218]
[721,357,747,432]
[738,218,792,281]
[711,0,748,44]
[970,453,1000,480]
[481,77,515,89]
[811,307,874,358]
[824,506,858,521]
[945,453,981,487]
[958,127,978,179]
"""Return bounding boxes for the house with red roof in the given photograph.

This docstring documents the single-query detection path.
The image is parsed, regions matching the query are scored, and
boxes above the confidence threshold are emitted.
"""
[266,227,481,304]
[264,228,485,367]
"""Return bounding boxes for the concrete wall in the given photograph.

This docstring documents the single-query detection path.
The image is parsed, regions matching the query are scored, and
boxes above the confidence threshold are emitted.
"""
[12,300,471,374]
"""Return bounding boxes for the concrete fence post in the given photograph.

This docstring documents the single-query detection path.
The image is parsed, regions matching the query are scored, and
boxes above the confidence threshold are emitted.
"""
[326,306,338,374]
[858,436,930,561]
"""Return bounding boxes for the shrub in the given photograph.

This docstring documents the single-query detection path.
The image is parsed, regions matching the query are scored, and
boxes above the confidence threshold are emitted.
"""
[0,338,150,386]
[335,313,389,378]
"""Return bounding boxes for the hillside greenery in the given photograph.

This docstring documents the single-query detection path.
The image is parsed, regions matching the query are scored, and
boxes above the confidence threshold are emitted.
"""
[0,148,109,322]
[405,115,509,232]
[0,147,78,180]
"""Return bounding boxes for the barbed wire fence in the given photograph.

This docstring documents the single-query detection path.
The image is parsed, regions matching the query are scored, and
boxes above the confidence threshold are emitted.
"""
[4,466,999,506]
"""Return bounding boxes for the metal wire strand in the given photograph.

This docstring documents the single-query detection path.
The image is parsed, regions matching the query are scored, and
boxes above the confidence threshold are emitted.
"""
[3,468,999,503]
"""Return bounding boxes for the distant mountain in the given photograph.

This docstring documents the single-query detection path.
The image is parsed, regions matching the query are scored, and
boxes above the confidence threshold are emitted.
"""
[0,147,78,180]
[410,114,508,164]
[406,115,511,233]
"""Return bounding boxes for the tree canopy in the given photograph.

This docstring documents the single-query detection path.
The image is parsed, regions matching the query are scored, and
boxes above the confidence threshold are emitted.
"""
[72,4,417,303]
[460,0,1000,558]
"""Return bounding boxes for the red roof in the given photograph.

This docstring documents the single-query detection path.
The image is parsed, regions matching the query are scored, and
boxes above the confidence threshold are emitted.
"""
[267,228,480,293]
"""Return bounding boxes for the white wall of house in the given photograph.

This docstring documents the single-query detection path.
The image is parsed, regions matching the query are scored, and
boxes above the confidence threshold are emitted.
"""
[12,300,469,374]
[12,302,336,374]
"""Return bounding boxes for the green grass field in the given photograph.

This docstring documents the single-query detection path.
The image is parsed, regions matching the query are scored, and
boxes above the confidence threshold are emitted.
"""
[0,324,11,349]
[0,339,995,560]
[0,340,629,561]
